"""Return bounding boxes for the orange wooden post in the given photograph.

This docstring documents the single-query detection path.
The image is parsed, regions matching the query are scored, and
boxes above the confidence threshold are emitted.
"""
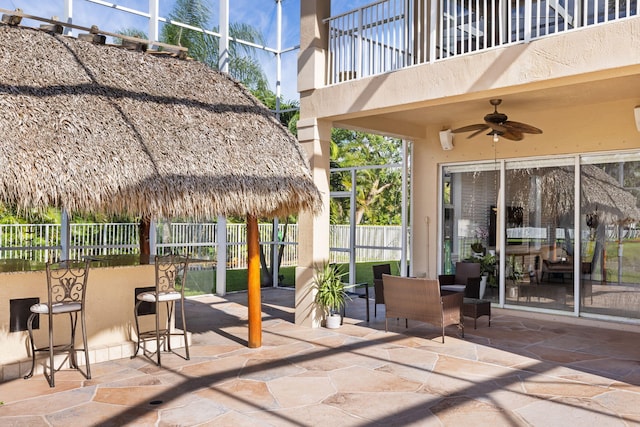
[247,215,262,348]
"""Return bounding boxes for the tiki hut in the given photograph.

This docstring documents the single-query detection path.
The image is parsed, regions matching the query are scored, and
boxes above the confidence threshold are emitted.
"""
[0,22,321,219]
[0,19,321,348]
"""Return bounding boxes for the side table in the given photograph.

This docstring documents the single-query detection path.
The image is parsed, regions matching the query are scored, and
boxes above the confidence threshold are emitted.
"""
[462,298,491,329]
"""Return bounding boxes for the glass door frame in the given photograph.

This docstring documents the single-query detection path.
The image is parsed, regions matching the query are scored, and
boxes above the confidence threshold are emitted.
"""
[438,151,640,319]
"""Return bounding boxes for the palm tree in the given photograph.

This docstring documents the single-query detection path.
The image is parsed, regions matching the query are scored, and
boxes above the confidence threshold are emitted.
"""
[113,28,148,45]
[161,0,268,91]
[161,0,210,50]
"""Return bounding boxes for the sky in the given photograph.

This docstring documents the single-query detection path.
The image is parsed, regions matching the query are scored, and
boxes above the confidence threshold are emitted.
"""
[1,0,370,101]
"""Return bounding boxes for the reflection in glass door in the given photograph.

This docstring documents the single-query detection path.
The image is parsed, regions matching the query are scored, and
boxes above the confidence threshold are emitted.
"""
[504,159,575,312]
[580,155,640,319]
[441,153,640,321]
[441,164,499,302]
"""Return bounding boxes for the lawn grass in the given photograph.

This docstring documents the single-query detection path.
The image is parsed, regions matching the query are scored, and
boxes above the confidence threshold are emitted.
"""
[184,243,640,297]
[183,260,404,296]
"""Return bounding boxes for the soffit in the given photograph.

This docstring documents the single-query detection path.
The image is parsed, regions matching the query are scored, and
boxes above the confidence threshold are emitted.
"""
[332,74,640,139]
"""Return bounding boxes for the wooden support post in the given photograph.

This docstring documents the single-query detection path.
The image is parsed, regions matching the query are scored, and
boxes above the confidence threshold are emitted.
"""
[139,216,151,264]
[247,214,262,348]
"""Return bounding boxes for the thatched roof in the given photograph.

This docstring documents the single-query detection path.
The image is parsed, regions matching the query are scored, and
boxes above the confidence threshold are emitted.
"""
[514,165,640,224]
[0,23,321,219]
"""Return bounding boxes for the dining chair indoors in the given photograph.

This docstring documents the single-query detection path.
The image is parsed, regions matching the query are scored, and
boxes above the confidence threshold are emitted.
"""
[24,259,92,387]
[132,254,190,366]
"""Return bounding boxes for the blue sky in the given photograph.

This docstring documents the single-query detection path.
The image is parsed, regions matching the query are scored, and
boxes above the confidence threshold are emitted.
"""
[1,0,370,100]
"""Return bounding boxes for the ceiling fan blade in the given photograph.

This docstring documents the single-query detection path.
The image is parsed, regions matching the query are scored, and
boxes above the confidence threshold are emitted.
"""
[485,121,507,133]
[468,127,489,138]
[452,123,488,133]
[500,129,524,141]
[452,100,543,142]
[504,121,543,134]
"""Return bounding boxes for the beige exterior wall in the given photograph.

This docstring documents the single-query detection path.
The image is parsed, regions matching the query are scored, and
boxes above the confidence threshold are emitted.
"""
[295,117,332,327]
[300,18,640,126]
[0,265,183,382]
[412,97,640,277]
[297,2,640,323]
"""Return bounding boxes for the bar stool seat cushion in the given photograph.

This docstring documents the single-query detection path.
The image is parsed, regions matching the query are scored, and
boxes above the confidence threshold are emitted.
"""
[137,291,182,303]
[30,302,82,314]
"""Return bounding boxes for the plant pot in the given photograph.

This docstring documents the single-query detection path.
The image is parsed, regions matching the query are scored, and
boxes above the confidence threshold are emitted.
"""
[325,313,342,329]
[480,275,488,299]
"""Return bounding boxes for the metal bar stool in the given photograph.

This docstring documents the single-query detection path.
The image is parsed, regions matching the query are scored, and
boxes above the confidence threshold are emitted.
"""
[132,254,190,366]
[24,259,92,387]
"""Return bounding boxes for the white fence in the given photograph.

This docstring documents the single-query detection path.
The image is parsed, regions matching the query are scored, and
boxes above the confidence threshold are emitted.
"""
[326,0,638,84]
[0,222,402,269]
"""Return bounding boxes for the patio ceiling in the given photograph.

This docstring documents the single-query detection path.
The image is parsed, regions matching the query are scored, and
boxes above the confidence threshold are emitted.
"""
[0,23,321,220]
[333,74,640,138]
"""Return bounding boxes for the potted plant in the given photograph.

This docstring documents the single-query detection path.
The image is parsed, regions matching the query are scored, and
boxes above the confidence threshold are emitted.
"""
[470,225,489,255]
[465,253,496,298]
[313,263,349,328]
[479,253,497,298]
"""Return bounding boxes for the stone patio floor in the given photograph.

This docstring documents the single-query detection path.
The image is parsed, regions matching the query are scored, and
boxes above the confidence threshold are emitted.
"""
[1,287,640,426]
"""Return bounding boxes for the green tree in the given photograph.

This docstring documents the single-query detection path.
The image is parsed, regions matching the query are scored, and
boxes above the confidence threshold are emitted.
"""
[113,28,148,45]
[252,86,299,131]
[0,205,59,225]
[161,0,211,54]
[161,0,268,91]
[330,129,403,225]
[119,1,275,106]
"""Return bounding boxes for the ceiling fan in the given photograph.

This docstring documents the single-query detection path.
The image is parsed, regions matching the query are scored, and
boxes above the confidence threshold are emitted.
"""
[452,99,543,142]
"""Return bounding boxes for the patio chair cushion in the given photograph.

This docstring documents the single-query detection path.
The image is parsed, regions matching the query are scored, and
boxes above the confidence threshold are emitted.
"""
[29,302,82,314]
[136,290,182,303]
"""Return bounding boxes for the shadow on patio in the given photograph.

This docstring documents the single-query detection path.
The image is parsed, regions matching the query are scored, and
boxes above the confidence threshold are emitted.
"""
[1,287,639,426]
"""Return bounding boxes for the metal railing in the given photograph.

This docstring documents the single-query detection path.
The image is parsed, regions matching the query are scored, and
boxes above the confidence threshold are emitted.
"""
[326,0,638,84]
[0,222,402,270]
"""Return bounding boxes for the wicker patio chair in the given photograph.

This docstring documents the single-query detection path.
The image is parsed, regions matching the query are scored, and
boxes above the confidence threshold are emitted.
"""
[438,262,481,296]
[382,274,464,343]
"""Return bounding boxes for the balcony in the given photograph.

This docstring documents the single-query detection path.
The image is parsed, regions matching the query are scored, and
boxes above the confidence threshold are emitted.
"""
[326,0,638,84]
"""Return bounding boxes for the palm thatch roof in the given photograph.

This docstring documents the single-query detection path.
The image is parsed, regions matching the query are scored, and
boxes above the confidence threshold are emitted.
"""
[513,165,640,224]
[0,23,321,219]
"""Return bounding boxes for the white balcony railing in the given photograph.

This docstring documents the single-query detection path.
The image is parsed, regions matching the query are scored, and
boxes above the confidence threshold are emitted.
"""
[326,0,638,84]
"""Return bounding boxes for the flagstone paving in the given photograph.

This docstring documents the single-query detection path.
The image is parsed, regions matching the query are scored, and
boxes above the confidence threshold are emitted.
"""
[1,287,639,426]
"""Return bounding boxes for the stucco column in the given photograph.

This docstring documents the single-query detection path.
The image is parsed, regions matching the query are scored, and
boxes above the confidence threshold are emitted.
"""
[412,135,439,279]
[298,0,330,93]
[296,118,331,328]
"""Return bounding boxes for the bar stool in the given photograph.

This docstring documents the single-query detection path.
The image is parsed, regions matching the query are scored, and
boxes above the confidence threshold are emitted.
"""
[132,254,190,366]
[24,259,92,387]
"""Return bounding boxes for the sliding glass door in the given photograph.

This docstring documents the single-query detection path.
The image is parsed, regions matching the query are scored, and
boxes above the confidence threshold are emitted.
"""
[580,154,640,319]
[442,164,499,302]
[504,158,575,311]
[441,152,640,321]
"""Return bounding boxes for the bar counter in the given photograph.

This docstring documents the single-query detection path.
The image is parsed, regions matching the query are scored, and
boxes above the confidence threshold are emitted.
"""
[0,258,187,382]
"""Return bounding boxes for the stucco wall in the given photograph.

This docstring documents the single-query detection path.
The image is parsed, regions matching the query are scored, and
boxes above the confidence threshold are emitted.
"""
[296,6,640,325]
[300,18,640,124]
[411,98,640,278]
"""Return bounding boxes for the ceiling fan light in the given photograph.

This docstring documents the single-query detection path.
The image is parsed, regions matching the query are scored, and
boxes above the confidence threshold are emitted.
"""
[493,133,499,143]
